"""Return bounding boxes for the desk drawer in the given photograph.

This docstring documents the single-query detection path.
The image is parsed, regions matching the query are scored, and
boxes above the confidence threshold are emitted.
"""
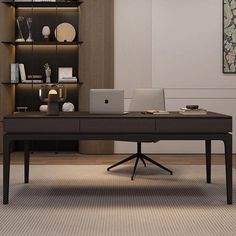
[156,118,232,133]
[4,119,79,133]
[80,119,155,133]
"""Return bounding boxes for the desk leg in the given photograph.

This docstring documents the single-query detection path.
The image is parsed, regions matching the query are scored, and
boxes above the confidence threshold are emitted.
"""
[3,136,11,204]
[24,141,30,184]
[223,134,233,205]
[205,140,211,183]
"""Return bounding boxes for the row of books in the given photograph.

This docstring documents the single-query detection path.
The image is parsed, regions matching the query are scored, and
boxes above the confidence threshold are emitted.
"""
[11,64,43,83]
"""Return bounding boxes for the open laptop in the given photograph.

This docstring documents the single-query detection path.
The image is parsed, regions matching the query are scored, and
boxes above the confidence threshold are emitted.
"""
[89,89,124,114]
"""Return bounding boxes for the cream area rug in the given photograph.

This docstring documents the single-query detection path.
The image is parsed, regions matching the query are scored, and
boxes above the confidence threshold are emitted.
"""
[0,165,235,236]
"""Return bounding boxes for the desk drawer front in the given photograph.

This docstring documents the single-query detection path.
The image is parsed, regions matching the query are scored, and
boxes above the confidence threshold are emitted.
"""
[80,119,155,133]
[156,118,232,133]
[4,119,79,133]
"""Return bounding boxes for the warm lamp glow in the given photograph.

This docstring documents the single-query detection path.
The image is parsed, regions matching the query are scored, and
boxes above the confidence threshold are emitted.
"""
[39,84,66,116]
[48,89,58,95]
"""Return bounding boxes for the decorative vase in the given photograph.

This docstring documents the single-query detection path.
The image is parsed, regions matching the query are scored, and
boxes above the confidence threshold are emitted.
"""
[26,18,33,42]
[42,26,50,40]
[15,16,25,42]
[62,102,75,112]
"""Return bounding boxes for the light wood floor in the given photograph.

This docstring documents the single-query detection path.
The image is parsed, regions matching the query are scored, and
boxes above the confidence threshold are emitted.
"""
[0,152,235,168]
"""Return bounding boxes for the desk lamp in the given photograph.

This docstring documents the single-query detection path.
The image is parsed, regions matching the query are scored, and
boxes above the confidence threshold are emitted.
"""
[39,84,66,116]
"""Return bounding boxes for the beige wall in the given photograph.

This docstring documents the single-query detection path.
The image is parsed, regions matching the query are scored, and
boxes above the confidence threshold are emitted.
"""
[115,0,236,153]
[114,0,152,98]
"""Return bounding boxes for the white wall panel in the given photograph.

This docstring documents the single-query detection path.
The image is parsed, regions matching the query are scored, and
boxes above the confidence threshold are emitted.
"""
[152,0,236,89]
[114,0,152,98]
[165,89,236,99]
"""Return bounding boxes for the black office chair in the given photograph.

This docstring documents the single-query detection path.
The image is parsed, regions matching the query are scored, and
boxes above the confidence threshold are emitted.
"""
[107,88,173,180]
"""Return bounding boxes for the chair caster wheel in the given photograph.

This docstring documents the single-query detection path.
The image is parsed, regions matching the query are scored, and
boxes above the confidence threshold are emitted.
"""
[107,168,110,172]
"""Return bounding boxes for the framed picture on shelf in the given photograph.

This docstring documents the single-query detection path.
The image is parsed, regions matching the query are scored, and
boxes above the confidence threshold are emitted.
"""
[223,0,236,73]
[58,67,72,80]
[58,67,77,83]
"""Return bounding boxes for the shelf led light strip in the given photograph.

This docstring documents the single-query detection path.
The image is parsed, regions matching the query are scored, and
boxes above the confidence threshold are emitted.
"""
[18,7,79,10]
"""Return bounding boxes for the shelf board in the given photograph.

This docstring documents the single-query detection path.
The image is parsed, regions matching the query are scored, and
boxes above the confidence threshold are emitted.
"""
[2,82,83,85]
[1,82,18,84]
[1,41,83,46]
[2,1,83,8]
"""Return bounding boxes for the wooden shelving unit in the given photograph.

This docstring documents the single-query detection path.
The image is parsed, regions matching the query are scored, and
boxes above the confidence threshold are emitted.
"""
[2,1,81,112]
[0,0,114,154]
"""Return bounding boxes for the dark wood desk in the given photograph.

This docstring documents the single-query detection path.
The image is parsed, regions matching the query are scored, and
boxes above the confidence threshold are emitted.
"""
[3,112,233,204]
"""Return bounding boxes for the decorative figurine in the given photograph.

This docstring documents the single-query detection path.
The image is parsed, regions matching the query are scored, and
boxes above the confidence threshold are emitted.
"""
[26,18,33,42]
[44,63,51,83]
[16,16,25,42]
[39,105,48,112]
[42,26,51,40]
[62,102,75,112]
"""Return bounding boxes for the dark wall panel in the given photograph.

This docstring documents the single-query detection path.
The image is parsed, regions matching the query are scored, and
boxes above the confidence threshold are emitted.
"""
[79,0,114,154]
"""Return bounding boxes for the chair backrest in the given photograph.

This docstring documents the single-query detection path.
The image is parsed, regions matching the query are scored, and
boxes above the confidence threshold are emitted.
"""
[129,88,165,111]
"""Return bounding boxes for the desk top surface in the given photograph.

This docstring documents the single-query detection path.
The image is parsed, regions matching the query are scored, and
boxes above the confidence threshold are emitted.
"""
[4,111,232,119]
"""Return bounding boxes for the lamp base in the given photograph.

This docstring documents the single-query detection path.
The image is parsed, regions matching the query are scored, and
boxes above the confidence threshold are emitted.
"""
[47,101,59,116]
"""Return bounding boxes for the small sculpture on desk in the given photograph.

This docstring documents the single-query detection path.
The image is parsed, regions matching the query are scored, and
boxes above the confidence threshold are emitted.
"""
[44,63,51,83]
[62,102,75,112]
[39,105,48,112]
[39,84,66,116]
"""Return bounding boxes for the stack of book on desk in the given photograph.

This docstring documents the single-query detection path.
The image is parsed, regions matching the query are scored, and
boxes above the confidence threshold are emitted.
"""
[180,107,207,115]
[143,110,170,115]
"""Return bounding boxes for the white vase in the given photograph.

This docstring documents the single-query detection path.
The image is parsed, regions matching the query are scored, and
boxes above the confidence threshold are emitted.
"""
[62,102,75,112]
[42,26,50,40]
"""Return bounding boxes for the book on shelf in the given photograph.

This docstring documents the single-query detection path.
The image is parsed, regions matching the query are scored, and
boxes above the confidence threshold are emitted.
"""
[179,107,207,115]
[28,75,43,80]
[58,77,78,83]
[19,64,43,83]
[19,64,27,82]
[10,63,19,83]
[21,80,43,83]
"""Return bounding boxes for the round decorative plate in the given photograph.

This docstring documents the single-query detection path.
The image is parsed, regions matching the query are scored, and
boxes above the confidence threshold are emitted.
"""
[54,23,76,42]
